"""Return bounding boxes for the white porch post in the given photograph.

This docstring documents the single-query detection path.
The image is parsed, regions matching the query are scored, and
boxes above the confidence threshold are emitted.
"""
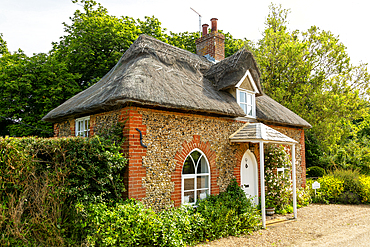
[259,141,266,228]
[292,144,297,219]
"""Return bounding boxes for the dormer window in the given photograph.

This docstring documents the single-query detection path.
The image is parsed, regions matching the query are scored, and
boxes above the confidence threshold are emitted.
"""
[237,89,256,118]
[234,69,259,118]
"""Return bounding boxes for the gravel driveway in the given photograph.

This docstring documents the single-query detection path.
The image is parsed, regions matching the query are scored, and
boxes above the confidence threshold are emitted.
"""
[197,204,370,246]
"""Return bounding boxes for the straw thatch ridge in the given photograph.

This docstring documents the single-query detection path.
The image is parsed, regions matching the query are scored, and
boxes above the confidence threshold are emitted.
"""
[256,94,312,128]
[204,49,263,95]
[42,35,246,122]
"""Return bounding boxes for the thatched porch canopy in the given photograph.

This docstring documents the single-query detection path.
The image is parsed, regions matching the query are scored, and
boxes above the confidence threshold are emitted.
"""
[230,122,298,144]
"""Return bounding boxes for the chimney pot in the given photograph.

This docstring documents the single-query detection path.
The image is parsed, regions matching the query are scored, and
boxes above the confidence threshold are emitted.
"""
[211,18,218,32]
[202,24,209,36]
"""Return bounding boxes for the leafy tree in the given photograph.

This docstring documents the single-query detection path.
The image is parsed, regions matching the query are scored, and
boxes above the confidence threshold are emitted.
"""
[0,33,9,56]
[53,0,168,89]
[254,4,370,169]
[0,49,80,137]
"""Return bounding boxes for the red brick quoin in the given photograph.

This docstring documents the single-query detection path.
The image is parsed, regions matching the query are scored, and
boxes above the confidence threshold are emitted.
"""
[121,107,147,200]
[171,135,219,207]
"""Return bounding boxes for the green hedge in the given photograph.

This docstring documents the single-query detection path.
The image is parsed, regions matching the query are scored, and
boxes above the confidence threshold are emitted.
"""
[0,136,127,246]
[308,169,370,204]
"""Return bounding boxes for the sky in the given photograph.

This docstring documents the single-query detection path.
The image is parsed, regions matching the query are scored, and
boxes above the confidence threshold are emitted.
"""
[1,0,370,66]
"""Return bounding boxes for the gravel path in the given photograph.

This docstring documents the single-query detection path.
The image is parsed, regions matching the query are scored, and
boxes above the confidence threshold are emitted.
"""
[197,204,370,247]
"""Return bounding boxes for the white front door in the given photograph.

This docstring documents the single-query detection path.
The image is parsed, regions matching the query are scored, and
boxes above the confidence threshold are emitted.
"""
[240,150,258,205]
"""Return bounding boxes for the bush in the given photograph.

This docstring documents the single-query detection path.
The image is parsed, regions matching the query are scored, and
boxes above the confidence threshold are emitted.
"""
[77,179,261,246]
[306,166,325,177]
[331,169,362,195]
[312,176,344,203]
[196,179,261,240]
[359,175,370,203]
[308,169,370,205]
[0,136,127,246]
[79,199,162,246]
[159,205,204,246]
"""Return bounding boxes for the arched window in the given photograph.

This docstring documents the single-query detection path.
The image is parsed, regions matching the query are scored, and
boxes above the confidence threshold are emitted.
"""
[182,149,210,205]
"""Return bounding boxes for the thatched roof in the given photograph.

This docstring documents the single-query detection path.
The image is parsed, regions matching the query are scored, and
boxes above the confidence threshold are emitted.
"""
[256,95,311,128]
[204,49,263,95]
[43,35,311,129]
[42,35,246,122]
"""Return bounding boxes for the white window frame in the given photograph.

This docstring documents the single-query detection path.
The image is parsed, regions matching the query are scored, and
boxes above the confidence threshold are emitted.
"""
[236,88,256,118]
[75,116,90,137]
[181,148,211,205]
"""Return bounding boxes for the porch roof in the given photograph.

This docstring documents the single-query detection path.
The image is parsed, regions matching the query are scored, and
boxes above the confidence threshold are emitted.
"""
[229,122,298,144]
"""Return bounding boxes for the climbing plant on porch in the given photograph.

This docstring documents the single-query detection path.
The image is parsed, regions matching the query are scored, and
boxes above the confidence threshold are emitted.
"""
[264,144,292,211]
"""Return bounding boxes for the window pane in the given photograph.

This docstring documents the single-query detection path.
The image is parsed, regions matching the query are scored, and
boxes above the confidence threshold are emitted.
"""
[190,151,201,166]
[184,191,195,203]
[197,157,209,173]
[239,91,246,103]
[182,156,195,174]
[78,121,81,132]
[197,189,209,200]
[184,178,195,191]
[247,94,252,105]
[247,105,252,116]
[241,104,247,114]
[197,176,209,189]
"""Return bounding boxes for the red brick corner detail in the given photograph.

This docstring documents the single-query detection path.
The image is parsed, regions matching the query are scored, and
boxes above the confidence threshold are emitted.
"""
[171,135,218,207]
[120,107,147,200]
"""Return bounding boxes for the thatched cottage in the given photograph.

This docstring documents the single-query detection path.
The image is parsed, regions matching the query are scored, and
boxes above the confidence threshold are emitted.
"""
[43,19,311,226]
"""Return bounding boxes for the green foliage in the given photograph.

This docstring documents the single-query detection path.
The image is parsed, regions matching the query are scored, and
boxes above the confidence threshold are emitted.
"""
[359,175,370,203]
[79,199,162,246]
[264,145,292,210]
[196,179,261,240]
[308,169,370,204]
[0,50,80,137]
[74,179,260,246]
[254,4,370,170]
[159,205,204,246]
[306,166,325,177]
[53,1,168,90]
[314,176,345,203]
[296,186,312,207]
[0,136,127,246]
[0,33,9,56]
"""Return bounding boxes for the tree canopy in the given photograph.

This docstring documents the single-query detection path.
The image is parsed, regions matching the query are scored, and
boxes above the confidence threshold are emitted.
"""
[253,4,370,172]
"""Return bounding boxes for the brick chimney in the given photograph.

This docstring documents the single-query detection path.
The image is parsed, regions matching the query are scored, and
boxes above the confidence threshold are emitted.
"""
[195,18,225,62]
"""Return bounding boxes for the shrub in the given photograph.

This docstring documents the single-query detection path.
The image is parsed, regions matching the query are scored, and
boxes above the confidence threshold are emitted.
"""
[159,205,204,246]
[297,186,312,207]
[316,176,344,203]
[359,175,370,203]
[308,169,370,204]
[0,136,127,246]
[79,199,162,247]
[331,169,362,195]
[306,166,325,177]
[75,179,261,246]
[196,179,261,240]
